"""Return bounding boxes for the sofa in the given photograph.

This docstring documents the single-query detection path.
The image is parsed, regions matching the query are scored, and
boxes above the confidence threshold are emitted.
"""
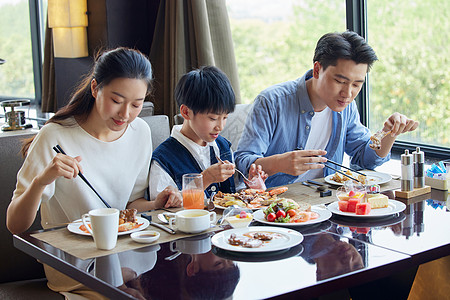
[0,112,169,298]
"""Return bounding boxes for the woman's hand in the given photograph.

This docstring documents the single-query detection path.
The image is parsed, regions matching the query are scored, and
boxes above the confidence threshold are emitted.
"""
[384,112,419,137]
[202,160,235,188]
[35,153,83,186]
[154,186,182,209]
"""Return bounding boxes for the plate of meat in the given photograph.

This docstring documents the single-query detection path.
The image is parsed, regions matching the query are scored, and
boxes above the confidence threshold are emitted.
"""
[67,209,149,236]
[213,187,288,210]
[211,226,303,253]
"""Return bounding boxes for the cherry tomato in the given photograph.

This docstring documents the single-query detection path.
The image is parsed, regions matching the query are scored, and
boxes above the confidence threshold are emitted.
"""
[276,210,286,219]
[267,213,276,222]
[287,209,296,218]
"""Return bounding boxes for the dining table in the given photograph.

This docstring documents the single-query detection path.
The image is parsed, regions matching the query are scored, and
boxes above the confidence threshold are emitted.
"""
[13,173,450,300]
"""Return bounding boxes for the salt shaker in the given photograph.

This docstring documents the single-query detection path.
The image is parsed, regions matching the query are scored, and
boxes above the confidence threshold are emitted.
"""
[412,147,425,188]
[401,149,414,191]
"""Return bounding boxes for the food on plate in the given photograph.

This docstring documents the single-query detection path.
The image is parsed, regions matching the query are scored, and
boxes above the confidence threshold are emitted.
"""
[369,130,391,150]
[336,189,366,201]
[225,211,253,228]
[227,231,283,248]
[263,198,317,223]
[355,203,371,215]
[213,187,288,209]
[366,193,389,209]
[79,208,143,233]
[119,208,137,224]
[331,170,368,184]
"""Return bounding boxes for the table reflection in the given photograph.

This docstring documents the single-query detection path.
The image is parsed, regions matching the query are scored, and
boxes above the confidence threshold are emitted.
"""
[117,237,240,300]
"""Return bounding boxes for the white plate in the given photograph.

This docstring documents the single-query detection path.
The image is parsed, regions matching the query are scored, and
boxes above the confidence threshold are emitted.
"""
[211,226,303,253]
[253,206,332,226]
[67,217,149,236]
[324,170,392,186]
[327,199,406,218]
[214,204,267,211]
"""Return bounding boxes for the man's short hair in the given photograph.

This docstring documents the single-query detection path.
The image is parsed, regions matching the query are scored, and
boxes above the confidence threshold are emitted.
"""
[313,31,378,71]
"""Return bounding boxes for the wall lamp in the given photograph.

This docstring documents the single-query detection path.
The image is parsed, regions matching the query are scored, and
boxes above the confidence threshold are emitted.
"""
[48,0,89,58]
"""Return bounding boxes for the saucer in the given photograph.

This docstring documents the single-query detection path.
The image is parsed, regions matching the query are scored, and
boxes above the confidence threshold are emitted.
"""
[131,230,160,243]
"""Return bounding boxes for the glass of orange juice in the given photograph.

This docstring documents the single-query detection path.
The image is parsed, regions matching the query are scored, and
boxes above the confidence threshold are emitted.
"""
[182,173,204,209]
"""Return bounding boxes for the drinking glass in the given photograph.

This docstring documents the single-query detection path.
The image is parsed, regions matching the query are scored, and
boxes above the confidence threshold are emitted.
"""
[182,173,204,209]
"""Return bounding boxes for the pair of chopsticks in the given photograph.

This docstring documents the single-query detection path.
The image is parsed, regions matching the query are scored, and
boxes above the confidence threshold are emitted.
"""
[325,159,366,183]
[52,144,111,208]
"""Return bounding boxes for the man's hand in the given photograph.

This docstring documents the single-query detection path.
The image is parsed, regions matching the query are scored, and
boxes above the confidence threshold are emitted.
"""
[384,112,419,137]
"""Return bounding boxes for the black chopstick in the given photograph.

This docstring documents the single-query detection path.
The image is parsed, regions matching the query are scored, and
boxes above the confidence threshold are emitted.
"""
[324,164,362,183]
[326,159,367,177]
[53,144,111,208]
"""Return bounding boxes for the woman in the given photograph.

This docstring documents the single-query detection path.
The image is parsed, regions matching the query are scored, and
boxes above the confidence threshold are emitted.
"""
[7,47,182,235]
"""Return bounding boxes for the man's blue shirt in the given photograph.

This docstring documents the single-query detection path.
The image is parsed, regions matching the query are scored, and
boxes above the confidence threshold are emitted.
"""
[234,70,390,188]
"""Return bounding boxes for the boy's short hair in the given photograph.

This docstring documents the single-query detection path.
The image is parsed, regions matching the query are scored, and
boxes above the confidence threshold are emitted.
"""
[313,31,378,71]
[175,66,236,115]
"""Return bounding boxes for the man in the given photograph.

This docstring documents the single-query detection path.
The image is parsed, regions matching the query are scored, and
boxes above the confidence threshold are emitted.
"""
[235,31,419,188]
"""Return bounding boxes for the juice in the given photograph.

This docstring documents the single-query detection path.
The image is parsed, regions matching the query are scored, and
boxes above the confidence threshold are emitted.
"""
[182,189,204,209]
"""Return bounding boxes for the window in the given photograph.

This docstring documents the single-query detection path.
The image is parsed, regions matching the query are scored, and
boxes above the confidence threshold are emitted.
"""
[367,0,450,150]
[0,0,47,121]
[227,0,346,103]
[228,0,449,158]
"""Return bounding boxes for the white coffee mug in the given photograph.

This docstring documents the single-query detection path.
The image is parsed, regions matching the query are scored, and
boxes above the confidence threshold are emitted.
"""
[82,208,119,250]
[168,209,216,233]
[170,235,211,254]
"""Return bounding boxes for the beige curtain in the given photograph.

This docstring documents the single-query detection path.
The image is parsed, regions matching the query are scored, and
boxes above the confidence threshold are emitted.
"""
[41,21,57,113]
[149,0,241,121]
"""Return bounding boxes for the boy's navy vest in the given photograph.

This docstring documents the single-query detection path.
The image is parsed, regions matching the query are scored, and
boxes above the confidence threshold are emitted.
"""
[152,135,236,198]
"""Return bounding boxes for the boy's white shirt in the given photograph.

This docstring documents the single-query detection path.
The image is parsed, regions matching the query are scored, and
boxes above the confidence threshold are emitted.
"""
[149,125,224,200]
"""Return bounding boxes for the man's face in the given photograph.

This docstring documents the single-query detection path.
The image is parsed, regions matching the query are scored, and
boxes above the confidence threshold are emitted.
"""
[314,59,368,112]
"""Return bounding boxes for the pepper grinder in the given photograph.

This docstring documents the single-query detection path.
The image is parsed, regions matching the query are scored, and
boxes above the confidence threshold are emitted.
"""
[401,149,414,191]
[412,147,425,188]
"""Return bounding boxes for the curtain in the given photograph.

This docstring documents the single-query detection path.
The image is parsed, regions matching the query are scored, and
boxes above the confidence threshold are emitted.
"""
[149,0,241,121]
[41,22,57,113]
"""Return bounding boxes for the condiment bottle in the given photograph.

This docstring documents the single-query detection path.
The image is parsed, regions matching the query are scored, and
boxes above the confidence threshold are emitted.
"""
[412,147,425,188]
[401,149,414,191]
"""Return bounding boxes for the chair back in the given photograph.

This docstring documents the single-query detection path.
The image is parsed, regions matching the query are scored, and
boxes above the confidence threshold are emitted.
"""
[140,115,171,149]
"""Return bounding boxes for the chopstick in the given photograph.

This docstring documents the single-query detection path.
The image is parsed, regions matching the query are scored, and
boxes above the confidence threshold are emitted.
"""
[53,144,111,208]
[324,164,362,183]
[326,159,367,177]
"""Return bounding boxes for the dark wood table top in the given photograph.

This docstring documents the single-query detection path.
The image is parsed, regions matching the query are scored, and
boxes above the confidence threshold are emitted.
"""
[13,182,450,300]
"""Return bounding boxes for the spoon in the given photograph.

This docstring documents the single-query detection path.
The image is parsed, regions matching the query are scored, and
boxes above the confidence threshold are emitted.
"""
[302,181,327,192]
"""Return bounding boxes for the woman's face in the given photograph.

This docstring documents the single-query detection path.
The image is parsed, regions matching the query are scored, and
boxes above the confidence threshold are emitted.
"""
[91,77,147,133]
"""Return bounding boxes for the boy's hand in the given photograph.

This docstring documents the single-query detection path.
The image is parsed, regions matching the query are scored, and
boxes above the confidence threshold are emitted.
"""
[202,160,235,188]
[248,163,268,182]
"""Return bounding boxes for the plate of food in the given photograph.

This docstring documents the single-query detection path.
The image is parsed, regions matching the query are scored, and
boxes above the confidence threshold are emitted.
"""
[68,209,149,236]
[327,199,406,218]
[211,226,303,253]
[324,170,392,186]
[254,204,332,226]
[213,187,288,210]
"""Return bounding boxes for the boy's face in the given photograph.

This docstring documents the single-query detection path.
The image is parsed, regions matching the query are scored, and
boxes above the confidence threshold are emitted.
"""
[181,105,229,146]
[313,58,367,112]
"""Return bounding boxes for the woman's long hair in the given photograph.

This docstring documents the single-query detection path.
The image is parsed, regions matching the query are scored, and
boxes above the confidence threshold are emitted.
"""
[21,47,153,156]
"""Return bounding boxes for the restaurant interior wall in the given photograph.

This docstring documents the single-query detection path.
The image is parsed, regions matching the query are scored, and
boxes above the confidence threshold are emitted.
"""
[53,0,159,110]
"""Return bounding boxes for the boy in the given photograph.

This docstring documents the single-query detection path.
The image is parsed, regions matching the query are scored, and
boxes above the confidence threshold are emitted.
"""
[149,66,265,200]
